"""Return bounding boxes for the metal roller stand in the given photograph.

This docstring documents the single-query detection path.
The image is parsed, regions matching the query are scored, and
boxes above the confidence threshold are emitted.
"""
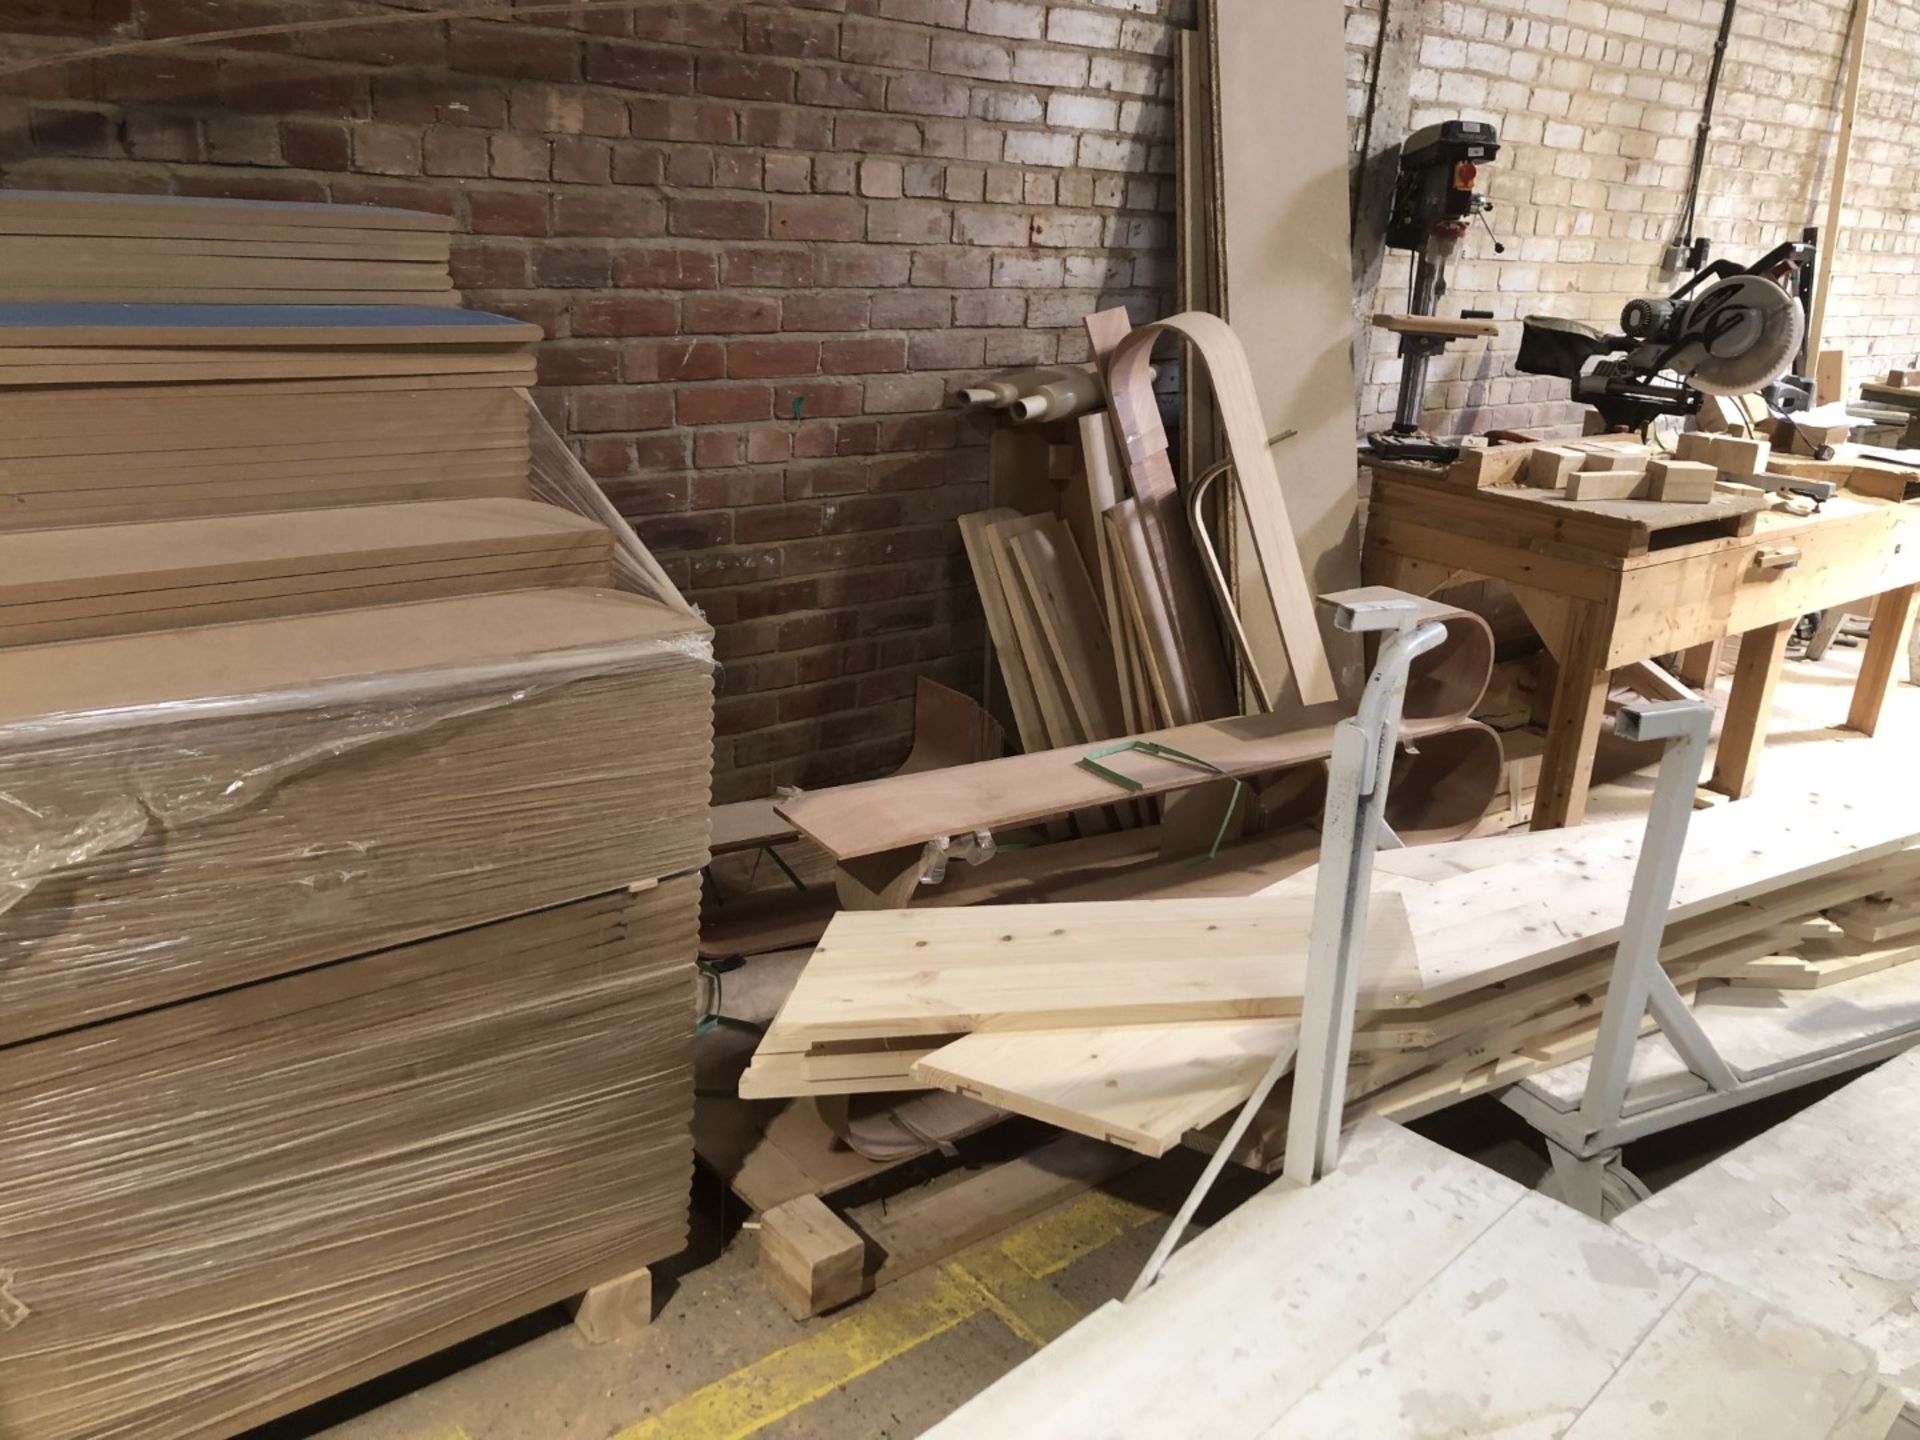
[1497,696,1920,1219]
[1128,592,1443,1297]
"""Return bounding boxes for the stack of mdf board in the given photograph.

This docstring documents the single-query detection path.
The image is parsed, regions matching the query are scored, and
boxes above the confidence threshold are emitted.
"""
[0,302,540,528]
[0,882,696,1440]
[0,190,457,305]
[0,587,715,1438]
[745,754,1920,1163]
[0,497,611,644]
[0,588,713,1040]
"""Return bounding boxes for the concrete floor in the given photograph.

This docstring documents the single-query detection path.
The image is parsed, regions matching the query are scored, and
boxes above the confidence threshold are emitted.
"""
[244,626,1917,1440]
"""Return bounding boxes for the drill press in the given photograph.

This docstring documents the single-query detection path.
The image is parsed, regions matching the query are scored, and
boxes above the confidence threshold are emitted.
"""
[1365,120,1502,463]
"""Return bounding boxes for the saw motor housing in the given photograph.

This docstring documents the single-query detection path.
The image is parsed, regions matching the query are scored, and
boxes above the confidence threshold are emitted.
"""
[1518,242,1811,433]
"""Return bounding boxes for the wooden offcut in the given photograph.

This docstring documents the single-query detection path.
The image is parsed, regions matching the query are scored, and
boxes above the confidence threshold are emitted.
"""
[912,1020,1299,1157]
[1086,308,1237,723]
[568,1267,654,1344]
[758,1195,865,1320]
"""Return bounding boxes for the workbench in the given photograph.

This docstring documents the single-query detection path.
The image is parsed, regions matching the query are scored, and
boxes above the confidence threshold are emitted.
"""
[1362,460,1920,828]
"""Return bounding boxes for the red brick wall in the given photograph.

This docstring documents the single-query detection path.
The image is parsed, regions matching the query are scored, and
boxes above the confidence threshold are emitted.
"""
[0,0,1179,802]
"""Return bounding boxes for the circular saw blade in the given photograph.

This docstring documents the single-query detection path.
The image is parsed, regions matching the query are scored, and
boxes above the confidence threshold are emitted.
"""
[1679,275,1805,395]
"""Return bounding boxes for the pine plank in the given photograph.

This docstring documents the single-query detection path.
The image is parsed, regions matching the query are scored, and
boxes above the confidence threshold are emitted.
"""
[958,508,1051,753]
[911,1019,1298,1156]
[767,894,1421,1047]
[1005,516,1125,741]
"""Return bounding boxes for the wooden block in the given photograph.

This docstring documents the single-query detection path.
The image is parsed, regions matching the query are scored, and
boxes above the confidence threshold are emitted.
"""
[1708,434,1771,475]
[1647,458,1718,503]
[1673,431,1718,463]
[1838,462,1920,502]
[1816,347,1848,404]
[568,1266,653,1344]
[1886,369,1919,389]
[1780,419,1850,456]
[1579,449,1646,472]
[1372,312,1500,338]
[1526,446,1585,489]
[1565,469,1649,501]
[1448,443,1536,488]
[759,1194,866,1319]
[1581,409,1608,435]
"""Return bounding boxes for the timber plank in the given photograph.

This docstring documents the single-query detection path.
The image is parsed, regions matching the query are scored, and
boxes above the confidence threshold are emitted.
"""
[912,1020,1298,1157]
[958,508,1051,753]
[762,894,1421,1047]
[1005,516,1125,741]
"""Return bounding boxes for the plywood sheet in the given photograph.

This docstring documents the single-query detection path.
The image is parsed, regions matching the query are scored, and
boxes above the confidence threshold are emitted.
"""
[0,882,694,1440]
[0,590,714,1043]
[1619,1047,1920,1404]
[1216,0,1362,706]
[927,1120,1893,1439]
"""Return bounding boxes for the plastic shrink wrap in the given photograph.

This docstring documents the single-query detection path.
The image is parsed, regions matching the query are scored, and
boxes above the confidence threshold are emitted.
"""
[0,580,713,1440]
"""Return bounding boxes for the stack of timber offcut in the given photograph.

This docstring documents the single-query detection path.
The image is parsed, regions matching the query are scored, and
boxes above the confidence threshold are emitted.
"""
[0,190,459,305]
[0,195,710,1440]
[748,751,1920,1166]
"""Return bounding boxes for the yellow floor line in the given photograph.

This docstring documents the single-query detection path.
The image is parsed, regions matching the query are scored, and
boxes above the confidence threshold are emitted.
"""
[608,1267,977,1440]
[948,1250,1086,1348]
[609,1190,1162,1440]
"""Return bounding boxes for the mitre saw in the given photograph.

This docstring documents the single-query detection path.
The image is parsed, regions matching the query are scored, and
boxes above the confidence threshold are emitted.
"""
[1517,241,1813,434]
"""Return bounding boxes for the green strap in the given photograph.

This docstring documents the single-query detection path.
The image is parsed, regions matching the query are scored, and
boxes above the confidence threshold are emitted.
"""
[1076,740,1243,863]
[1075,739,1230,792]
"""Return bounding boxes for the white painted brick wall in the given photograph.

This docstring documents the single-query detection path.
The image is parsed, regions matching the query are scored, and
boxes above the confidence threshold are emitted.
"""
[1343,0,1920,434]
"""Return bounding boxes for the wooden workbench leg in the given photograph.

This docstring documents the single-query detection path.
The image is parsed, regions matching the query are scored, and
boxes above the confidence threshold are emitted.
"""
[1529,608,1613,831]
[1707,620,1794,800]
[1675,638,1723,690]
[1847,584,1919,735]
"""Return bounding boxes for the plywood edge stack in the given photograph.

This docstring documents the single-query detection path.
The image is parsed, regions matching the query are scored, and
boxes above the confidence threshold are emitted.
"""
[0,190,459,306]
[0,192,714,1440]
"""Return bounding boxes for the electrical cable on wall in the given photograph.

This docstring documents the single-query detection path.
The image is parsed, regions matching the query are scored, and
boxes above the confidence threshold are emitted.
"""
[1665,0,1739,276]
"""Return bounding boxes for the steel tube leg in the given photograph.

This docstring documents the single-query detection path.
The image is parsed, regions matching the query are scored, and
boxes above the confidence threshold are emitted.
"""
[1580,699,1731,1136]
[1285,616,1445,1184]
[1546,1140,1611,1221]
[1128,592,1443,1299]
